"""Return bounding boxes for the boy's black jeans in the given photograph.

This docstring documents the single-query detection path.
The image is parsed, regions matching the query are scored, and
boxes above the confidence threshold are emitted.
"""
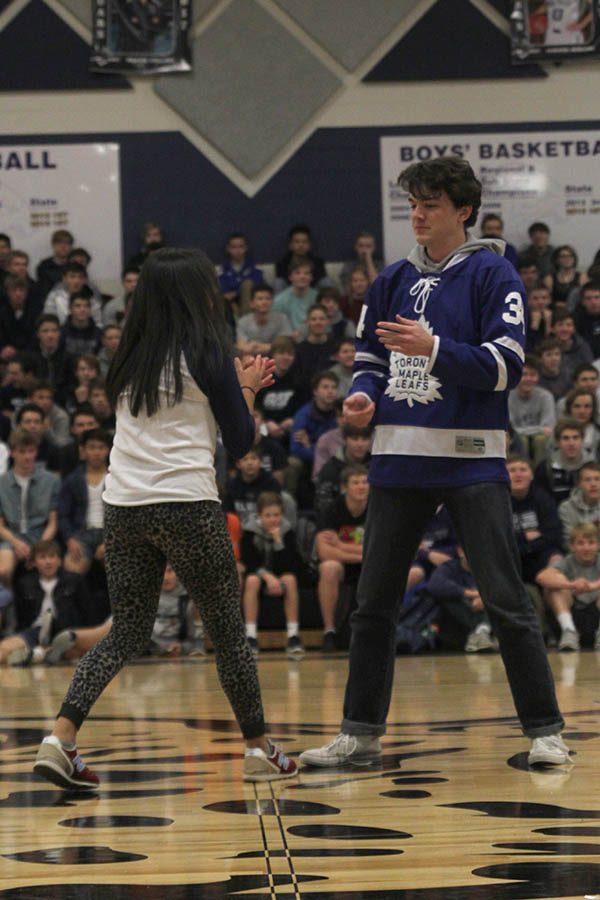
[341,482,564,738]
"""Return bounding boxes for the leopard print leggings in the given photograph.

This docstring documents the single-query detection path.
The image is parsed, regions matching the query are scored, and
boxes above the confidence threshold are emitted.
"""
[59,501,265,739]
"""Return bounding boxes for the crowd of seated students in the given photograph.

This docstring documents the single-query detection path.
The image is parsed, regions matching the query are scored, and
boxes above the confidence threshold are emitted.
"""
[0,227,157,664]
[3,217,600,665]
[496,224,600,654]
[218,217,600,657]
[0,223,380,663]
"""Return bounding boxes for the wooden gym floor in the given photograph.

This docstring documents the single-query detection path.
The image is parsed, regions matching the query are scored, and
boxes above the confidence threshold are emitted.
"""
[1,648,600,899]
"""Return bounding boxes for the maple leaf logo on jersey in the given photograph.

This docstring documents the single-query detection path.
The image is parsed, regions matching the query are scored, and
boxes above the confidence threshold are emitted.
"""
[384,316,443,407]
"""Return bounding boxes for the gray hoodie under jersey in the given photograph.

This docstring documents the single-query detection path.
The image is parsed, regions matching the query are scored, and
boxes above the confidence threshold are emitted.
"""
[406,236,507,273]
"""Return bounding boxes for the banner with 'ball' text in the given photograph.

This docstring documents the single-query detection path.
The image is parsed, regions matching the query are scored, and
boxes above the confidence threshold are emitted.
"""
[0,142,122,285]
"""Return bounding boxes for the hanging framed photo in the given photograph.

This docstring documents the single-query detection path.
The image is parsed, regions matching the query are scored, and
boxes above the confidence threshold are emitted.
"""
[510,1,600,61]
[91,0,192,74]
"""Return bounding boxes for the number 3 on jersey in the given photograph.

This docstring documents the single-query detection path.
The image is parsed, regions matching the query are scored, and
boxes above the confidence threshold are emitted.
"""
[502,292,525,334]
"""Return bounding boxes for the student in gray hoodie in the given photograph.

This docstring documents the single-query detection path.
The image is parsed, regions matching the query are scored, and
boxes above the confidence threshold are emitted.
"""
[559,462,600,547]
[508,354,556,464]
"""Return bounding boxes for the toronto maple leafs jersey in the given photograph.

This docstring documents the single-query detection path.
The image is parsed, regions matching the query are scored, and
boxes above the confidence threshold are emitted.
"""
[350,240,526,489]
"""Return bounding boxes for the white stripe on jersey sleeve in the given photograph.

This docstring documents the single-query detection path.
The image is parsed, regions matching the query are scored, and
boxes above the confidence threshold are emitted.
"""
[494,336,525,363]
[482,342,508,391]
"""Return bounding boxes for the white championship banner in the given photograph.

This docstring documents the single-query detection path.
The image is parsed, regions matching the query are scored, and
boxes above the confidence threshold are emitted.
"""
[381,129,600,268]
[0,142,122,285]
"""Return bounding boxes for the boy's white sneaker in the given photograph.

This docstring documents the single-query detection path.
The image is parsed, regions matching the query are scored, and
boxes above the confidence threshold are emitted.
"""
[299,732,382,767]
[528,733,572,766]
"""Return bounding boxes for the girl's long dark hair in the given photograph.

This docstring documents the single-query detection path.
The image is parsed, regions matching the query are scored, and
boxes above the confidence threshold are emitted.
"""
[106,247,231,417]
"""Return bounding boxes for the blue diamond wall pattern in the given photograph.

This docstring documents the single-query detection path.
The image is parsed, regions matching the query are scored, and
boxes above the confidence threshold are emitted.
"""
[154,0,341,178]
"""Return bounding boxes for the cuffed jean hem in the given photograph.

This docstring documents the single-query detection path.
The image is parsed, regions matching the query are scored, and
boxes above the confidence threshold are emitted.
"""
[341,718,386,737]
[521,720,565,739]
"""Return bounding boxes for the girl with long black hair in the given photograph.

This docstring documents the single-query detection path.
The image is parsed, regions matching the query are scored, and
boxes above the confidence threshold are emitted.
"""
[34,248,297,786]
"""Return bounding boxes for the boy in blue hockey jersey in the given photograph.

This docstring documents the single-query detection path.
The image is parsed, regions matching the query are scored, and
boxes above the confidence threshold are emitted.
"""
[300,156,568,771]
